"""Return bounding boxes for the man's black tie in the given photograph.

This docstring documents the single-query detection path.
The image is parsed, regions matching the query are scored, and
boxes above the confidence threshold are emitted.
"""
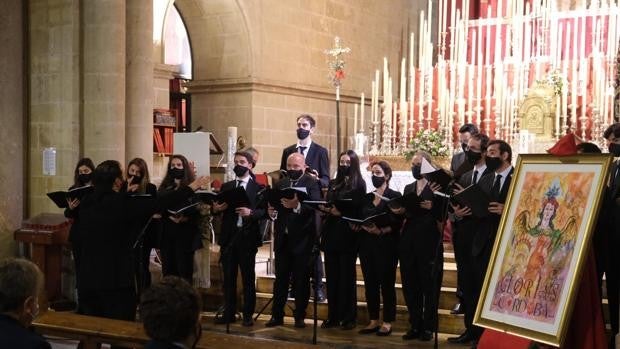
[491,174,502,198]
[236,180,242,188]
[472,170,479,184]
[297,146,307,154]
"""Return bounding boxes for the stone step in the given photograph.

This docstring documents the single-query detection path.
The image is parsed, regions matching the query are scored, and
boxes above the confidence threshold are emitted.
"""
[254,292,466,335]
[256,274,458,310]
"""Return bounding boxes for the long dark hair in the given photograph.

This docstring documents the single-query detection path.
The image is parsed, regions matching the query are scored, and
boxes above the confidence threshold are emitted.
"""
[73,158,95,187]
[126,157,151,194]
[159,154,194,191]
[334,150,364,191]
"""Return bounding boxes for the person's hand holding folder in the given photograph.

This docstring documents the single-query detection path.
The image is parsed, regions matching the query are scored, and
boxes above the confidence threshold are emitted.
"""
[362,223,382,235]
[281,193,300,209]
[67,198,80,210]
[451,203,472,218]
[235,207,252,217]
[212,201,228,214]
[451,182,466,196]
[488,202,504,215]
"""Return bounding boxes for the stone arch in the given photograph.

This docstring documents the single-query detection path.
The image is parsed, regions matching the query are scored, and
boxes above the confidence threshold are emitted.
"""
[174,0,253,81]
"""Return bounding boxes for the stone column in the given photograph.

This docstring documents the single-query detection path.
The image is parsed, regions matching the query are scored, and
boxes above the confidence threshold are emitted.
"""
[82,0,126,165]
[0,0,24,259]
[125,0,154,170]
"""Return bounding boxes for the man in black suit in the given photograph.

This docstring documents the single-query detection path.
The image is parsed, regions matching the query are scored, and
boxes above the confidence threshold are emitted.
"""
[468,140,514,346]
[0,258,50,349]
[266,152,322,328]
[600,123,620,344]
[280,114,329,301]
[212,151,265,327]
[280,114,330,188]
[448,133,491,345]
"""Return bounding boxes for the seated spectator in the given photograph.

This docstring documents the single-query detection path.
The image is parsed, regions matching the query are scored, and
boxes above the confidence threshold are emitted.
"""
[0,258,50,349]
[140,276,202,349]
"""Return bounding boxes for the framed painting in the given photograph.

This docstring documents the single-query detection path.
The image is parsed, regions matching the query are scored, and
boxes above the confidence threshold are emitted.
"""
[473,154,612,346]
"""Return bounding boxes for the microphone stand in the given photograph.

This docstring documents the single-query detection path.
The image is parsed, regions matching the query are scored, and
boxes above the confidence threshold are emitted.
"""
[133,216,154,298]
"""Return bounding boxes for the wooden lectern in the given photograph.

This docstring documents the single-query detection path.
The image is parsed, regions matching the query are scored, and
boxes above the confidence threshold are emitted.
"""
[14,213,71,310]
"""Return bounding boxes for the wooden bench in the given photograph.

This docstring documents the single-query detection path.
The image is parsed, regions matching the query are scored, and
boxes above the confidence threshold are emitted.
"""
[33,311,316,349]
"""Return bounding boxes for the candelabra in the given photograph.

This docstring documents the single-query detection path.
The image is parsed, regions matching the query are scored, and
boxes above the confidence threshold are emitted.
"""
[369,120,380,155]
[398,109,408,152]
[591,106,605,148]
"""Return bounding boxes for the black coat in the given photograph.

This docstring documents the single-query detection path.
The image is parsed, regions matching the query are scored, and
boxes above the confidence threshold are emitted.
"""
[272,174,322,255]
[280,142,330,188]
[73,186,195,290]
[399,182,442,261]
[0,314,51,349]
[218,178,265,252]
[472,168,514,257]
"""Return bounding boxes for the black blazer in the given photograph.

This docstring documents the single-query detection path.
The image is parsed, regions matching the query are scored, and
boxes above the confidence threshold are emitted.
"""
[0,314,51,349]
[272,174,321,255]
[399,182,442,260]
[218,178,265,252]
[280,142,330,188]
[320,178,366,253]
[450,152,466,173]
[74,186,195,290]
[472,167,514,257]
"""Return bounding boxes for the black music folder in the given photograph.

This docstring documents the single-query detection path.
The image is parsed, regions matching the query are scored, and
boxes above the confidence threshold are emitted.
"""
[47,185,94,208]
[196,187,251,208]
[265,187,309,208]
[167,202,200,216]
[341,212,391,227]
[451,184,491,218]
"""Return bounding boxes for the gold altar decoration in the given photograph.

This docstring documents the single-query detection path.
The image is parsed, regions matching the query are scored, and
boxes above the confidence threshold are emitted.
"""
[518,79,559,141]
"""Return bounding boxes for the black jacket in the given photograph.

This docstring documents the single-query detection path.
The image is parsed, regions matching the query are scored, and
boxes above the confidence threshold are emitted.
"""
[0,314,51,349]
[73,186,195,290]
[218,178,265,252]
[280,142,330,188]
[320,178,366,253]
[272,174,322,255]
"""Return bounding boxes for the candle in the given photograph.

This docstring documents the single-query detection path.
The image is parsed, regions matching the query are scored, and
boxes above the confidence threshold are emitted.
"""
[354,104,358,135]
[360,93,365,133]
[400,58,406,104]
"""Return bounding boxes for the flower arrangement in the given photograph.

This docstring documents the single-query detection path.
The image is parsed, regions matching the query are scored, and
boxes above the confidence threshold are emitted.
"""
[536,70,563,96]
[405,129,450,159]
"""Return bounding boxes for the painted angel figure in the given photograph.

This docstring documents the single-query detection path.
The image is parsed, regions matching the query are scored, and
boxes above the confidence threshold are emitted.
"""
[510,180,578,290]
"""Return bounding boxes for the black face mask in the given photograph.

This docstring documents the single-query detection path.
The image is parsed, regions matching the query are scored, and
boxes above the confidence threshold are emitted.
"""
[461,142,468,152]
[371,175,386,188]
[337,165,350,177]
[77,173,92,185]
[287,169,303,180]
[169,168,185,180]
[485,156,502,172]
[296,128,310,140]
[465,150,482,164]
[233,164,249,178]
[130,175,143,185]
[609,143,620,157]
[411,165,423,180]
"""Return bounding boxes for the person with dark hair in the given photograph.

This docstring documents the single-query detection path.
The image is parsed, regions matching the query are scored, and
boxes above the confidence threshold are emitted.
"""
[450,123,480,174]
[73,159,209,345]
[140,276,202,349]
[357,160,402,337]
[158,155,201,283]
[265,153,321,328]
[319,150,366,330]
[279,114,330,301]
[125,158,159,293]
[598,123,620,344]
[447,133,491,345]
[0,258,50,349]
[468,139,514,345]
[64,157,95,314]
[576,142,602,154]
[391,151,444,342]
[211,151,264,327]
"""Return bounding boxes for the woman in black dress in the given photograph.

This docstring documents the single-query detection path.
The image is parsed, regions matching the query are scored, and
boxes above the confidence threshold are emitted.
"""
[357,160,402,336]
[392,151,444,341]
[319,150,366,330]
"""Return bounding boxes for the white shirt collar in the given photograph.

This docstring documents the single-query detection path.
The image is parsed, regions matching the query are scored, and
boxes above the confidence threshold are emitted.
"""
[296,140,313,149]
[473,163,487,173]
[236,176,250,185]
[496,165,513,179]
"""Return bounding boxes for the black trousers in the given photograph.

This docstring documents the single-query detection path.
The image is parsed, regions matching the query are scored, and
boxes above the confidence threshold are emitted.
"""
[358,234,398,322]
[468,242,493,340]
[272,248,312,320]
[400,245,443,332]
[221,244,258,319]
[454,229,475,332]
[452,229,467,304]
[80,287,136,349]
[606,219,620,337]
[160,243,194,283]
[324,250,357,324]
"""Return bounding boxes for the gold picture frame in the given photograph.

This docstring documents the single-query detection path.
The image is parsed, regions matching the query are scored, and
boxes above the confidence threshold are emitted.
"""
[473,154,612,347]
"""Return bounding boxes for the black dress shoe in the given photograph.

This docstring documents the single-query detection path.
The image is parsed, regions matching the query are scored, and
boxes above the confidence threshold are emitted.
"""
[448,332,473,344]
[314,289,326,302]
[294,318,306,328]
[340,321,356,330]
[402,328,420,340]
[451,302,464,315]
[242,316,254,327]
[419,330,433,341]
[376,325,392,336]
[265,317,283,327]
[358,326,380,334]
[214,316,236,325]
[320,319,338,329]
